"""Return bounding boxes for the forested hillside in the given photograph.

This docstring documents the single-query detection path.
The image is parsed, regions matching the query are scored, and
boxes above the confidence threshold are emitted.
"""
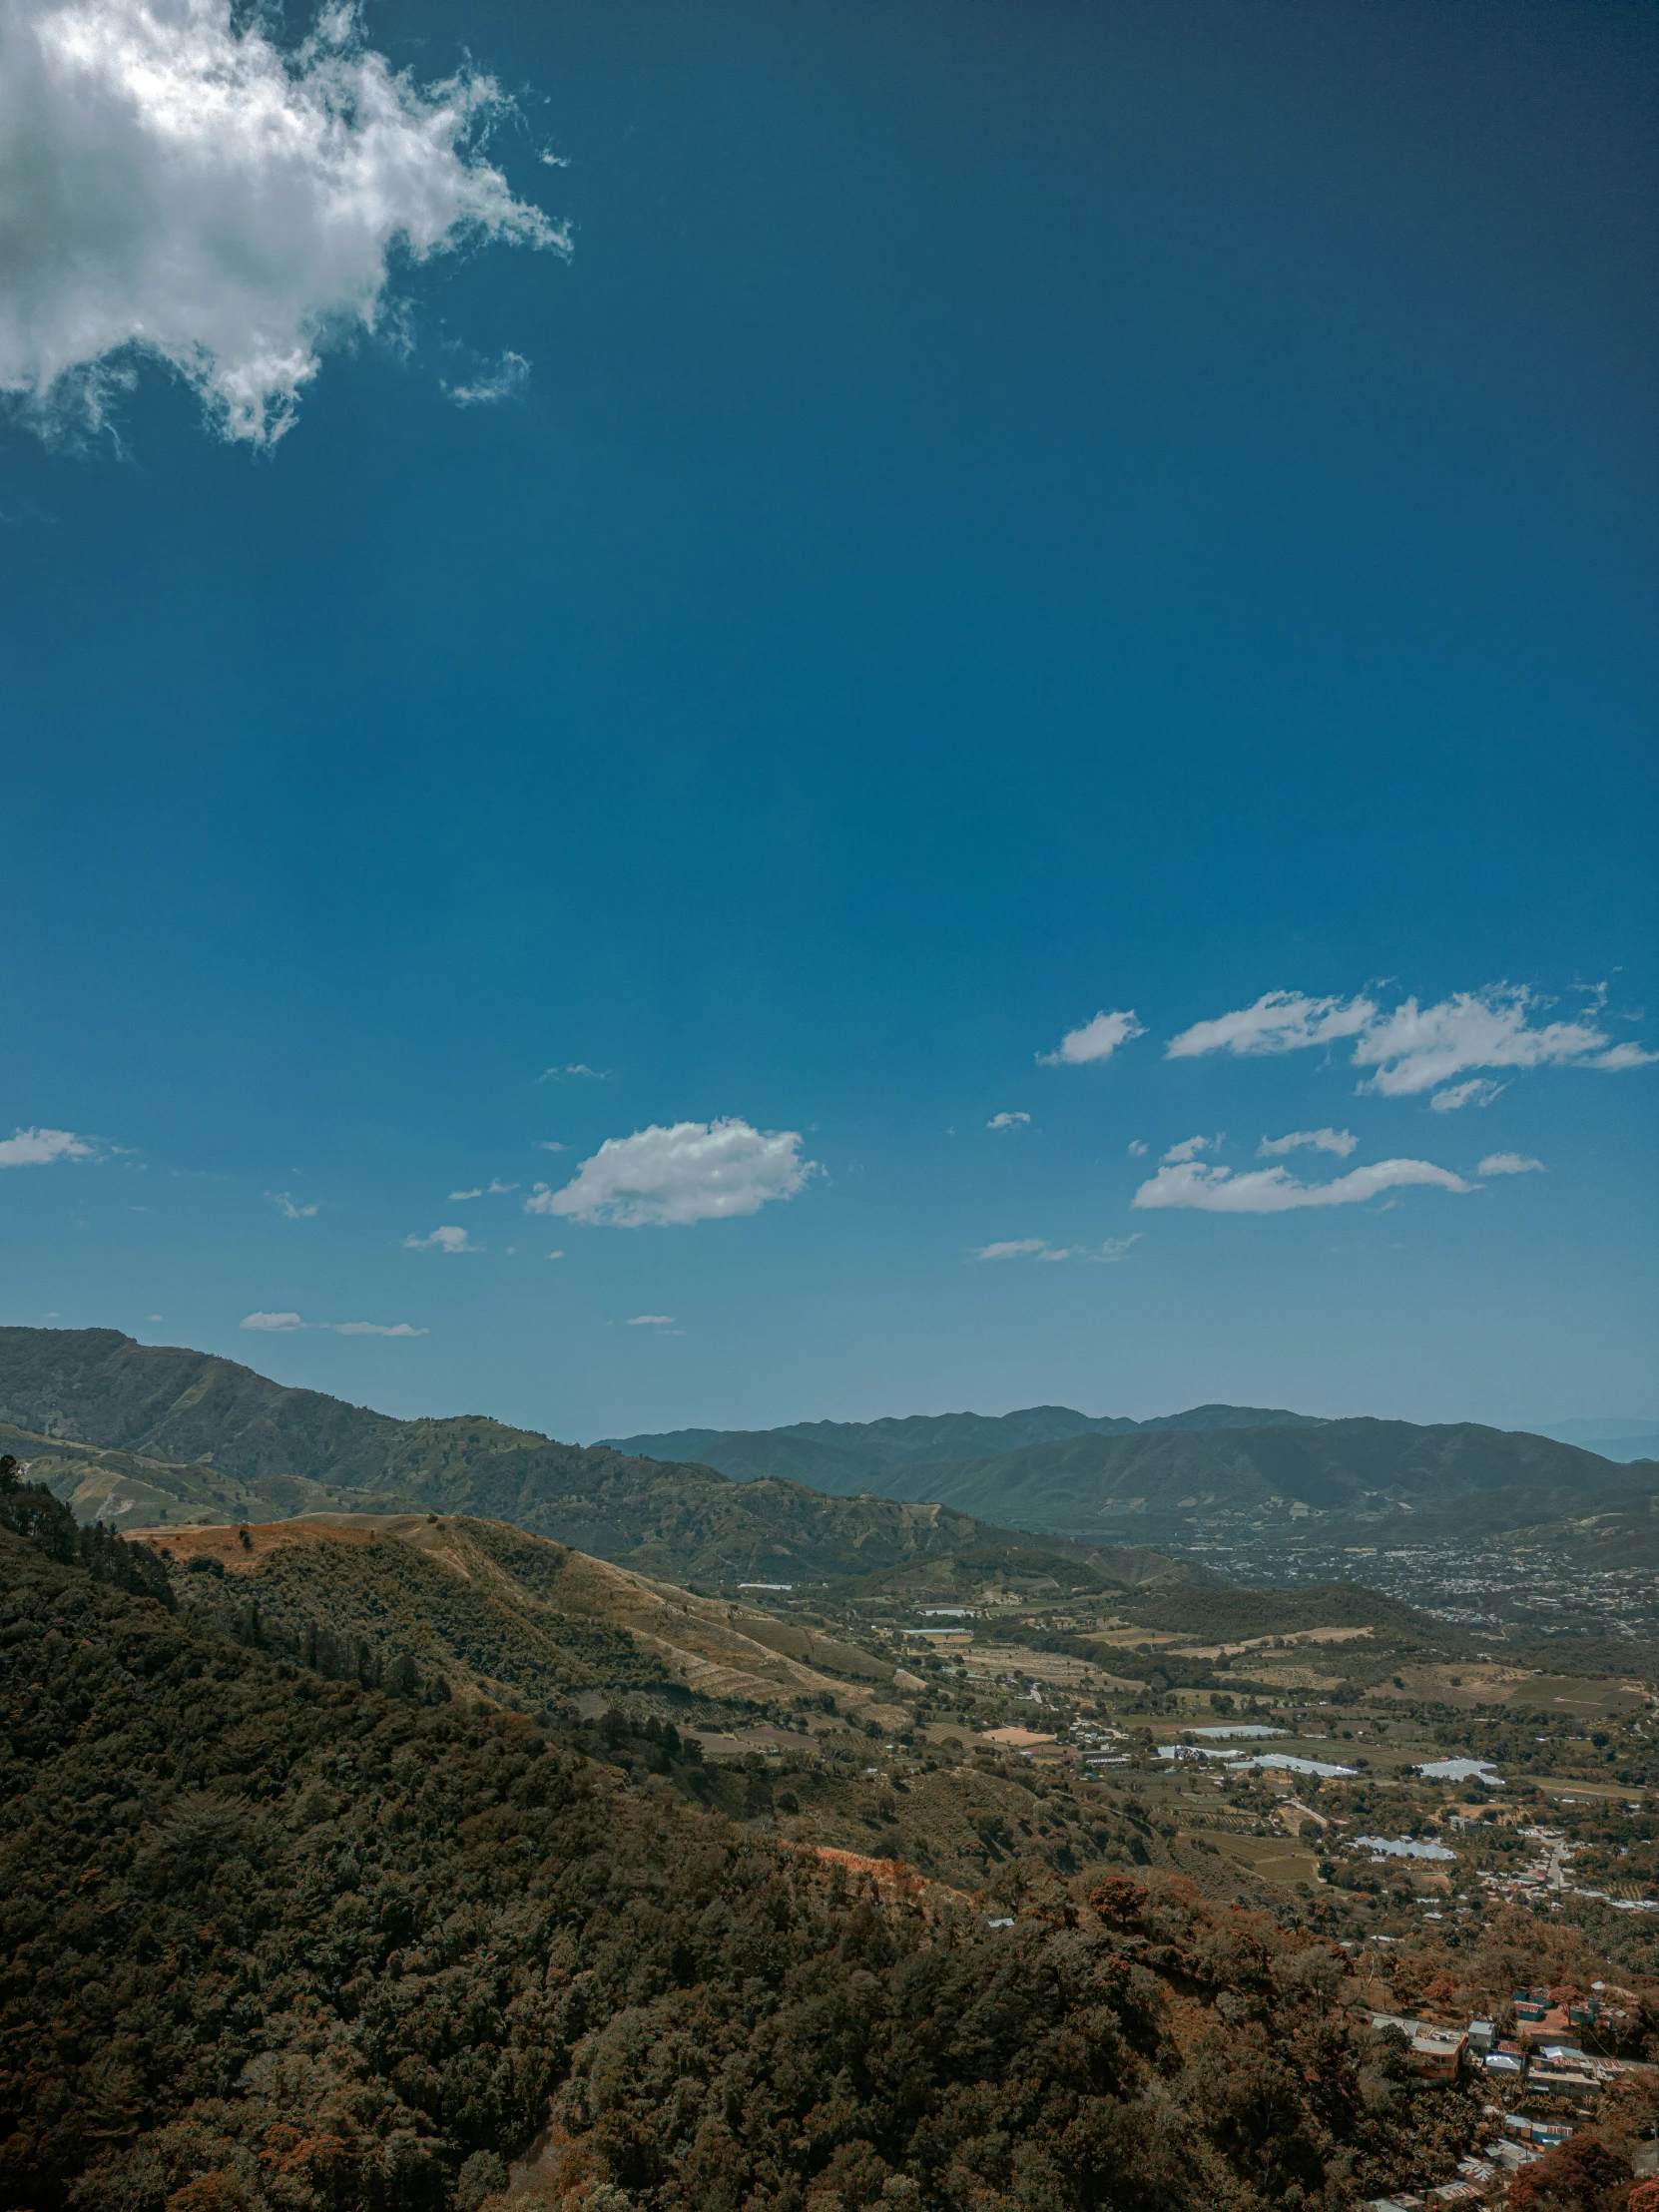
[0,1331,1008,1582]
[875,1417,1647,1542]
[1,1522,1493,2212]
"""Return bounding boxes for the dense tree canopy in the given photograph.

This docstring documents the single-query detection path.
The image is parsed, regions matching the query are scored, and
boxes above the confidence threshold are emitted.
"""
[0,1516,1497,2212]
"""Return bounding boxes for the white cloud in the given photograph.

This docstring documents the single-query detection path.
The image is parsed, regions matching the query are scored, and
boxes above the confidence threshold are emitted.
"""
[0,1126,92,1167]
[447,1179,517,1200]
[1168,981,1654,1096]
[0,0,565,445]
[1352,985,1634,1096]
[524,1118,818,1229]
[1429,1079,1505,1112]
[443,348,530,407]
[545,1249,565,1260]
[1166,991,1377,1060]
[1587,1041,1657,1073]
[535,1140,568,1152]
[267,1189,318,1218]
[1037,1009,1145,1067]
[974,1235,1141,1264]
[539,1064,607,1082]
[1127,1139,1148,1157]
[626,1314,675,1326]
[1478,1153,1545,1176]
[1258,1127,1359,1158]
[404,1225,477,1253]
[987,1111,1030,1131]
[241,1310,426,1335]
[448,1188,483,1202]
[1132,1156,1471,1214]
[1162,1133,1219,1164]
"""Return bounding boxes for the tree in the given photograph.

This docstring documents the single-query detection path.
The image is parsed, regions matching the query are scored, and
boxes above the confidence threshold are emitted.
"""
[1507,2136,1632,2212]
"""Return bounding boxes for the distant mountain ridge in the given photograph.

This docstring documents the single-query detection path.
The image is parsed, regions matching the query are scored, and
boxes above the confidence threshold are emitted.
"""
[597,1400,1325,1493]
[864,1417,1655,1544]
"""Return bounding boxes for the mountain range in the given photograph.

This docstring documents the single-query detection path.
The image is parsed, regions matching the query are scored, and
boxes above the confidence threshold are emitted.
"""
[3,1326,1652,1573]
[598,1400,1324,1493]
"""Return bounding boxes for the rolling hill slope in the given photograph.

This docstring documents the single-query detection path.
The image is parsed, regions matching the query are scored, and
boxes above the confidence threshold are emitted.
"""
[141,1511,917,1711]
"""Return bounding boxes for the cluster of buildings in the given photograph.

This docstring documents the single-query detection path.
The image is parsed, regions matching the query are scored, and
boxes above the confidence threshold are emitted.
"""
[1356,1993,1652,2208]
[1476,1824,1659,1914]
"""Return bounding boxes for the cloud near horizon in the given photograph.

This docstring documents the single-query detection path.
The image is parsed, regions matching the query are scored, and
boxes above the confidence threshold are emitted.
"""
[1037,1009,1144,1066]
[0,0,565,445]
[1132,1156,1470,1214]
[241,1312,425,1335]
[525,1118,818,1229]
[1165,982,1653,1104]
[0,1126,93,1167]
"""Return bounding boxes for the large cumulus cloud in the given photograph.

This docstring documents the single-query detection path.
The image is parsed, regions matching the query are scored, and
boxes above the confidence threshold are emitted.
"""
[0,0,564,442]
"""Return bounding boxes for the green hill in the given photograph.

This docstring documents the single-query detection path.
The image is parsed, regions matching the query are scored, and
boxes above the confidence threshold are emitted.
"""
[0,1329,1036,1584]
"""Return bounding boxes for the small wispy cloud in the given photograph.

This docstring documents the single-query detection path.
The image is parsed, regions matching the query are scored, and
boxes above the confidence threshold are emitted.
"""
[535,1140,568,1152]
[242,1312,426,1336]
[1430,1080,1504,1112]
[975,1235,1141,1264]
[1167,991,1376,1061]
[449,1188,483,1202]
[267,1190,318,1219]
[448,1179,518,1200]
[1162,1133,1220,1164]
[626,1314,675,1326]
[538,1064,608,1083]
[442,349,530,407]
[546,1249,565,1260]
[1478,1152,1545,1176]
[1037,1009,1144,1067]
[1133,1156,1470,1214]
[1127,1139,1148,1157]
[1258,1128,1358,1159]
[0,1127,94,1169]
[987,1110,1030,1131]
[403,1225,477,1253]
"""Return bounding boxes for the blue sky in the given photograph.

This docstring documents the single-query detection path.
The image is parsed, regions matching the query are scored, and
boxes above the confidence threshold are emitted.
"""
[1,0,1654,1440]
